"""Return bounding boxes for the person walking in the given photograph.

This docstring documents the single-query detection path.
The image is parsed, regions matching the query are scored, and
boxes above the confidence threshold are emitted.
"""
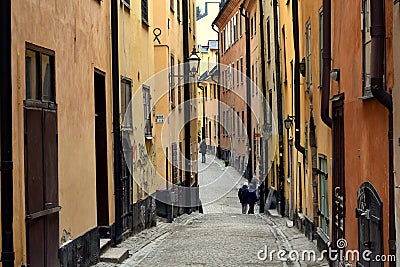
[247,177,258,214]
[238,182,249,214]
[200,140,207,163]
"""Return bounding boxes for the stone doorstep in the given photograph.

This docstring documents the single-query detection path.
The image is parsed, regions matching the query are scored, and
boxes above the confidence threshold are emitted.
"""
[100,238,111,254]
[100,247,129,264]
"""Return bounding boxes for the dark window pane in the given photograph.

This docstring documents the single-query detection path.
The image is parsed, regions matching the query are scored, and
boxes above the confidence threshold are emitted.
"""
[121,78,132,128]
[42,54,53,101]
[26,49,38,100]
[142,0,148,24]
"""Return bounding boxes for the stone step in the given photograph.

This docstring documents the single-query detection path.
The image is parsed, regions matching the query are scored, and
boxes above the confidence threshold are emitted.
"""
[99,238,111,254]
[100,247,129,264]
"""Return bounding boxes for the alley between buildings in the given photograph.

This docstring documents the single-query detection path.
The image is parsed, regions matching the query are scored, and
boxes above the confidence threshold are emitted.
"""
[95,155,328,267]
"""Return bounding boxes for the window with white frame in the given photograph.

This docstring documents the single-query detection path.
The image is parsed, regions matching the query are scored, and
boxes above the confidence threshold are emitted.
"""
[306,20,312,89]
[362,0,372,96]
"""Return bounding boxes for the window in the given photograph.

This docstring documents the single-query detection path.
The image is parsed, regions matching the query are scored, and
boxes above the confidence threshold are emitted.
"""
[255,61,258,93]
[267,17,271,62]
[319,155,329,236]
[121,77,132,128]
[26,44,55,102]
[121,0,130,9]
[213,84,216,99]
[214,115,217,137]
[282,26,287,83]
[177,0,181,22]
[193,3,195,33]
[236,60,239,86]
[170,54,175,108]
[362,0,372,96]
[178,60,182,106]
[234,13,239,42]
[240,57,244,83]
[250,17,254,37]
[231,110,236,135]
[237,112,240,136]
[319,9,323,86]
[241,111,245,137]
[170,0,174,12]
[240,11,243,36]
[251,64,254,96]
[143,85,152,136]
[142,0,149,25]
[231,63,235,88]
[254,12,256,35]
[306,20,312,88]
[268,89,273,124]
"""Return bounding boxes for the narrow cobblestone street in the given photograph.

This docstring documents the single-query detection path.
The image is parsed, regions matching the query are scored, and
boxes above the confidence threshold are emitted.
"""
[95,155,328,267]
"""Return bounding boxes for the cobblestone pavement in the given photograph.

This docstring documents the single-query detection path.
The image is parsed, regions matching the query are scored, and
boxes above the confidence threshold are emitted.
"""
[95,155,328,267]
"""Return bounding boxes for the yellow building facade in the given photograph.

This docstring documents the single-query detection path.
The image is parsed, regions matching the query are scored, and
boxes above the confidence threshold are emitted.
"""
[8,0,112,265]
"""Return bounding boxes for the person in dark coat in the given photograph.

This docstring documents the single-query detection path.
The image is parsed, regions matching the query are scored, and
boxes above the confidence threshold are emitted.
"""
[238,182,249,214]
[247,179,258,214]
[199,140,207,163]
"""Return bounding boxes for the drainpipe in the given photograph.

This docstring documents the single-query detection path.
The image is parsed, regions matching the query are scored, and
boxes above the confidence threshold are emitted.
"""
[240,2,253,181]
[292,0,305,216]
[111,0,122,244]
[183,0,192,214]
[370,0,395,262]
[321,0,332,128]
[0,1,14,266]
[273,0,285,216]
[258,0,267,213]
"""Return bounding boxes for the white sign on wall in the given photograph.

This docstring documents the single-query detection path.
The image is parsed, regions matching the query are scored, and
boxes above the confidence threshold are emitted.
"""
[156,115,164,123]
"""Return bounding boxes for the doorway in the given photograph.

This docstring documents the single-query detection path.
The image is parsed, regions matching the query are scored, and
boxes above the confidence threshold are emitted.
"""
[356,182,383,267]
[24,43,59,266]
[332,96,345,246]
[95,70,109,227]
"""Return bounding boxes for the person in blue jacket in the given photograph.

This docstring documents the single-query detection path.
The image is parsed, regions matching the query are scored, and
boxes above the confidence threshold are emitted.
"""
[247,177,259,214]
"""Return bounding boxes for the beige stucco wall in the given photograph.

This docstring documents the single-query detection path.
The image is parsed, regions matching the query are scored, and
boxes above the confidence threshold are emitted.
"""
[299,0,332,229]
[11,0,112,264]
[152,0,198,187]
[118,0,157,201]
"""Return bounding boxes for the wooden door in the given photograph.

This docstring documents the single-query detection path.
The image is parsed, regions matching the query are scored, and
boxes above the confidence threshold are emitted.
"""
[25,103,59,267]
[356,183,383,267]
[332,97,345,248]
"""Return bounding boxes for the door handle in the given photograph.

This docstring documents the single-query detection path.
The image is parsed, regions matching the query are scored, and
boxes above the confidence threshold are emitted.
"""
[45,202,53,207]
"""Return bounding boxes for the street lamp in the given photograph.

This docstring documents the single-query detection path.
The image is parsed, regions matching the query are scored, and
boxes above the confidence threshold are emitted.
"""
[284,115,294,130]
[188,47,201,77]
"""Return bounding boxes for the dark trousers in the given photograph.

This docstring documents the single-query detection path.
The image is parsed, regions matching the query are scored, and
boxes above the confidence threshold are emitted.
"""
[248,203,255,214]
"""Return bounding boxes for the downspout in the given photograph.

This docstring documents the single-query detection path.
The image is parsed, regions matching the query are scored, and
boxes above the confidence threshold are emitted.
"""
[370,0,395,261]
[0,1,14,266]
[211,24,221,159]
[111,0,122,244]
[258,0,267,213]
[292,0,305,215]
[273,0,285,216]
[240,2,253,181]
[321,0,332,128]
[183,0,192,213]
